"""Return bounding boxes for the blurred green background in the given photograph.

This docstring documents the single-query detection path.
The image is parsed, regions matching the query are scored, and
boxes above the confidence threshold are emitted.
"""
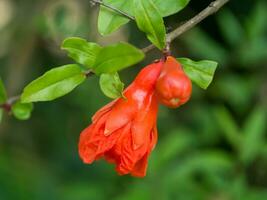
[0,0,267,199]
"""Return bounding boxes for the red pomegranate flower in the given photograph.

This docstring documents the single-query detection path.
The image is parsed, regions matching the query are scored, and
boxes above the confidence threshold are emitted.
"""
[156,56,192,108]
[79,60,163,177]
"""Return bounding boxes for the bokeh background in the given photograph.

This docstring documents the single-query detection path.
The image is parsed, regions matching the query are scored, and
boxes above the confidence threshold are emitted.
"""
[1,0,267,199]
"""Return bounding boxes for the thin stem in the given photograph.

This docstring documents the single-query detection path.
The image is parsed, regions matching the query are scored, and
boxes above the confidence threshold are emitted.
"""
[142,0,230,53]
[90,0,135,20]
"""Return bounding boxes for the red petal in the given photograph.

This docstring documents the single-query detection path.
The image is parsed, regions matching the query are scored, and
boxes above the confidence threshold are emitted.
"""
[79,124,98,163]
[117,128,150,175]
[79,112,121,164]
[131,153,149,177]
[104,86,137,136]
[104,122,131,164]
[131,94,158,150]
[92,100,116,123]
[131,126,158,177]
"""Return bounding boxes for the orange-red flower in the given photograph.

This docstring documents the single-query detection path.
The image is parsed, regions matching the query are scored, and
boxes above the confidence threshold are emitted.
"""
[156,56,192,108]
[79,61,163,177]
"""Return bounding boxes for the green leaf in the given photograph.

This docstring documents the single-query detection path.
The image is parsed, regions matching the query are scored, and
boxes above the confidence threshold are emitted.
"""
[11,101,33,120]
[134,0,166,49]
[21,64,86,103]
[0,109,3,123]
[98,0,190,35]
[98,0,133,35]
[99,72,125,99]
[153,0,190,17]
[177,58,218,89]
[97,0,189,36]
[240,106,266,165]
[94,42,144,74]
[0,78,7,104]
[61,37,102,68]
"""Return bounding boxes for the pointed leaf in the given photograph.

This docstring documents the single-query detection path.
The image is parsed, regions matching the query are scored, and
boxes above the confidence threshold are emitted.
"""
[11,101,34,120]
[99,72,125,99]
[98,0,133,35]
[94,42,144,74]
[97,0,189,36]
[134,0,166,49]
[177,58,218,89]
[21,64,86,103]
[0,78,7,104]
[153,0,190,17]
[61,37,102,68]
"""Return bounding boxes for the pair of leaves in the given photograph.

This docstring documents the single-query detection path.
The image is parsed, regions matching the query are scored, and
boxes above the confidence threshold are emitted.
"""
[62,37,144,99]
[98,0,190,41]
[21,38,144,103]
[62,37,145,74]
[177,58,218,89]
[99,0,190,49]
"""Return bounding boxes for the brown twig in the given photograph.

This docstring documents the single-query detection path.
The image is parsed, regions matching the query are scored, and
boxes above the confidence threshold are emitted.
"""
[142,0,230,53]
[90,0,135,20]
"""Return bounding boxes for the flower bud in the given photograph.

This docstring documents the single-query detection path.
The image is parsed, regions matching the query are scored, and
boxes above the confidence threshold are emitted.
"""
[156,56,192,108]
